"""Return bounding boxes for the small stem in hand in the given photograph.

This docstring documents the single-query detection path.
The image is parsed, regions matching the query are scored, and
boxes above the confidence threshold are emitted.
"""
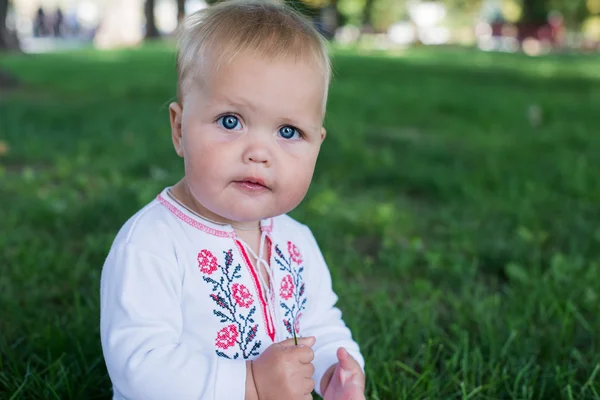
[293,326,298,346]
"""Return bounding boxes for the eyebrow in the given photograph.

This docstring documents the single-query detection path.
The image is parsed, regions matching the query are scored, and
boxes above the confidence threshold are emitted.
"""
[220,96,257,113]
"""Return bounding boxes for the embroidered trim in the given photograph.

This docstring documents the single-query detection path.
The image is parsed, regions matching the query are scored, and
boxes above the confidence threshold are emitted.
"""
[157,194,236,238]
[275,241,307,337]
[198,248,263,359]
[157,193,274,237]
[235,240,276,342]
[262,220,274,234]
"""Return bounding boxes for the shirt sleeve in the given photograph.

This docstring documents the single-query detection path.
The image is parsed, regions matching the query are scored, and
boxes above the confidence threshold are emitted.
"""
[100,242,246,400]
[299,226,365,397]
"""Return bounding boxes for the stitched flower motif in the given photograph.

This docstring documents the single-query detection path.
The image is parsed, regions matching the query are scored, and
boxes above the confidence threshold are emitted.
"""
[232,283,253,308]
[197,249,218,274]
[283,319,293,335]
[287,241,302,264]
[215,324,238,349]
[203,249,263,359]
[280,274,294,300]
[294,312,302,334]
[275,242,307,342]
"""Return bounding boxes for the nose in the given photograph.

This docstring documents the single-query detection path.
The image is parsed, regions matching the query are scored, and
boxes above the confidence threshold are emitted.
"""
[242,132,272,167]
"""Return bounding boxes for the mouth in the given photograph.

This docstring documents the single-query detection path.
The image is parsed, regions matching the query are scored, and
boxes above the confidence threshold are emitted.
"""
[233,177,270,191]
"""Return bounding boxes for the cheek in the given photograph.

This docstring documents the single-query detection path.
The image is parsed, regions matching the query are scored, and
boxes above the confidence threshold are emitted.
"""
[187,150,231,181]
[280,156,317,197]
[280,173,313,212]
[183,125,232,166]
[183,141,225,185]
[278,140,315,155]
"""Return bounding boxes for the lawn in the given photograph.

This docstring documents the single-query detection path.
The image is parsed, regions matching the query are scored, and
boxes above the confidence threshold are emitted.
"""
[1,44,600,399]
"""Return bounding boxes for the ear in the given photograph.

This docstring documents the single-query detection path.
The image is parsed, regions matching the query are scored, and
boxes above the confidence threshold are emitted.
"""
[169,102,184,157]
[320,127,327,143]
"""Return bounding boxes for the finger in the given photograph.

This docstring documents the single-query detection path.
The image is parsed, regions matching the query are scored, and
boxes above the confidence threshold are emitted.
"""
[302,377,315,394]
[337,347,360,371]
[305,362,315,378]
[293,346,315,364]
[299,361,315,378]
[278,336,315,348]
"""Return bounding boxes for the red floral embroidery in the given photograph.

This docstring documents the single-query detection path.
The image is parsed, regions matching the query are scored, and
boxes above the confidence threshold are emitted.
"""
[280,274,294,300]
[275,243,306,339]
[198,249,218,274]
[215,324,239,349]
[288,241,303,264]
[294,312,302,334]
[203,249,263,360]
[232,283,254,308]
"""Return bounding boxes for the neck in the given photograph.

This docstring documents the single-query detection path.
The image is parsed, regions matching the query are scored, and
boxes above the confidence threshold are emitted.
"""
[171,179,261,231]
[235,228,264,255]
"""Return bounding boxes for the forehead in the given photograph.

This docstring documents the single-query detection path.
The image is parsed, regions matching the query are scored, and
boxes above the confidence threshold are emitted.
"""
[197,52,327,121]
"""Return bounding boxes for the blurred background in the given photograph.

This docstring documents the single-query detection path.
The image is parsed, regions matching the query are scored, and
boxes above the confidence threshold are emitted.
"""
[1,0,600,399]
[1,0,600,54]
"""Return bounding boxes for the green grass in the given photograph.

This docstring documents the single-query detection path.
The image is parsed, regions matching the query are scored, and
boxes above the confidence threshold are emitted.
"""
[1,44,600,399]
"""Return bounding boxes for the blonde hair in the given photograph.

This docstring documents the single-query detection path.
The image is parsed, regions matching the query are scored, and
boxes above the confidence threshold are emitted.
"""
[175,0,331,108]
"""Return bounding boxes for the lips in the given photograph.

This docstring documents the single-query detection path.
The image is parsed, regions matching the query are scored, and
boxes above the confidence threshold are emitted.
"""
[233,177,270,191]
[240,177,266,186]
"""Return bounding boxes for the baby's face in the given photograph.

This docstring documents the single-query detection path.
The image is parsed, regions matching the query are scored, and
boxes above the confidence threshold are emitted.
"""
[172,53,327,223]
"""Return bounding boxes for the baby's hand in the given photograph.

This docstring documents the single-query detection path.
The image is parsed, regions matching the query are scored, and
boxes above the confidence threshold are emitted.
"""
[322,348,365,400]
[252,336,316,400]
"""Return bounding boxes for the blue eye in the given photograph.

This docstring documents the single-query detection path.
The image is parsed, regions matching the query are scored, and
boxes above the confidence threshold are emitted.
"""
[217,115,242,130]
[279,126,300,140]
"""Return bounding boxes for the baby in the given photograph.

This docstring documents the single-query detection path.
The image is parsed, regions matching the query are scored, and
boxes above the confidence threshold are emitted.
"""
[100,1,365,399]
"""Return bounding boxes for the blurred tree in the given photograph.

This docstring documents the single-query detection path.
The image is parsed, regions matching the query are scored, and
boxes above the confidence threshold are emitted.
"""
[202,0,323,23]
[547,0,589,28]
[515,0,588,27]
[373,0,408,31]
[0,0,19,51]
[297,0,329,8]
[520,0,548,24]
[203,0,320,18]
[284,0,321,18]
[444,0,589,28]
[0,0,19,92]
[337,0,366,26]
[177,0,186,24]
[361,0,375,29]
[145,0,160,38]
[337,0,407,31]
[442,0,483,14]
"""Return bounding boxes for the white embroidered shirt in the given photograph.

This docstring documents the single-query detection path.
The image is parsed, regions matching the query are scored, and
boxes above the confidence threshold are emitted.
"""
[100,187,364,400]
